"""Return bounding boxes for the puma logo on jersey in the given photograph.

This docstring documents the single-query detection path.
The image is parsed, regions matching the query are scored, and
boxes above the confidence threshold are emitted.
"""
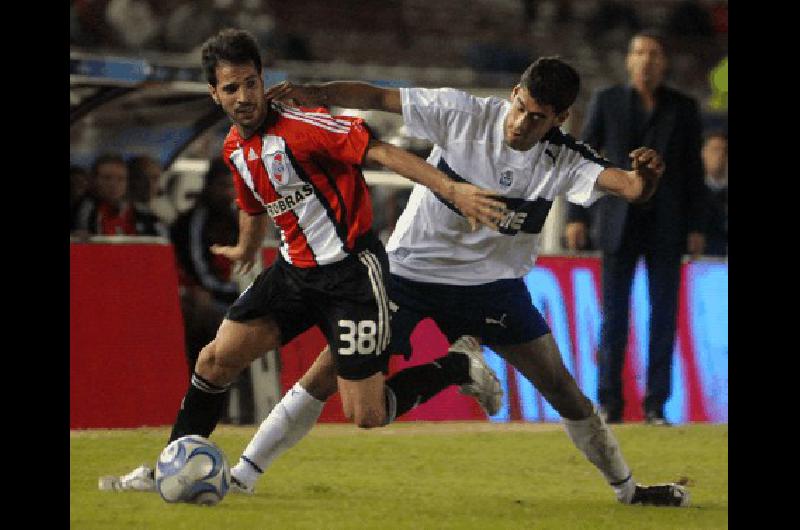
[544,148,557,164]
[485,313,508,327]
[265,184,314,217]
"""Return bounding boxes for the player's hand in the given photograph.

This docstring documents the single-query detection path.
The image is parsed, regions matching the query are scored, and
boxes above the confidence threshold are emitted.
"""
[450,182,508,231]
[629,147,665,203]
[210,245,258,274]
[265,81,317,108]
[565,222,588,251]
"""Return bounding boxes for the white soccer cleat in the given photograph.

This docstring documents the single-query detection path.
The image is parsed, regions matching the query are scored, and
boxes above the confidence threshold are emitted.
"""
[98,464,156,492]
[229,474,256,495]
[451,335,503,416]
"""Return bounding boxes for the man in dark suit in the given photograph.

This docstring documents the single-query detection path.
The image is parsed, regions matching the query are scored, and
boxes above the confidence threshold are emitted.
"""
[565,30,707,425]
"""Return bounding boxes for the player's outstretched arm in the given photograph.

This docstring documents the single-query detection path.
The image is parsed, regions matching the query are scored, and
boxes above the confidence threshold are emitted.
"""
[210,210,269,274]
[266,81,402,114]
[595,147,665,204]
[365,138,507,231]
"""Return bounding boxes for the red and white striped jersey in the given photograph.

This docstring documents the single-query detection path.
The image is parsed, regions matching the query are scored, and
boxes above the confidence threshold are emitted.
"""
[222,102,373,267]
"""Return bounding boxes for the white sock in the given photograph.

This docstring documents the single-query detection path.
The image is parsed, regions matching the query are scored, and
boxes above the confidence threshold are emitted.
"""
[231,382,325,489]
[563,408,636,503]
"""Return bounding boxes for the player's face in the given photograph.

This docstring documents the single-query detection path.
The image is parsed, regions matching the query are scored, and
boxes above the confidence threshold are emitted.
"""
[209,61,267,136]
[503,86,567,151]
[94,162,128,205]
[626,36,667,91]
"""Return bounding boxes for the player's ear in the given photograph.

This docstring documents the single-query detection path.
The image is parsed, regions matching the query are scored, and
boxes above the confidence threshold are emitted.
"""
[556,109,569,126]
[208,84,220,105]
[511,84,520,100]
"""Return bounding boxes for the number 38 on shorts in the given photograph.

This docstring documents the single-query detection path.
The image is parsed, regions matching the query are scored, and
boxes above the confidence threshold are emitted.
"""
[338,319,378,355]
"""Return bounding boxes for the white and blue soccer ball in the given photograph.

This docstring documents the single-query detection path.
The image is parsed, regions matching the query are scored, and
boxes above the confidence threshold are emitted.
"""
[155,435,231,506]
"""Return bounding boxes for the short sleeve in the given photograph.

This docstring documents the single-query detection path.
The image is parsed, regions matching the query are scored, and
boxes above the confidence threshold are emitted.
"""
[400,87,478,146]
[564,157,606,207]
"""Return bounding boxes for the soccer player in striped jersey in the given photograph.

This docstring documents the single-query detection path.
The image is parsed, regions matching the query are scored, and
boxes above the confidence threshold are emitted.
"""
[227,57,689,507]
[98,28,508,493]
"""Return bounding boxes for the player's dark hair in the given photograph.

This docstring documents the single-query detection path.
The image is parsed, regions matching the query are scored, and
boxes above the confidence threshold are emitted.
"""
[202,28,263,87]
[91,153,126,178]
[519,57,580,114]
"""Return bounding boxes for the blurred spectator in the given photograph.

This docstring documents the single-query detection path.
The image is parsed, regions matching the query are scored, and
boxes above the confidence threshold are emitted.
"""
[71,153,168,237]
[70,165,90,219]
[170,157,252,422]
[565,30,707,425]
[701,131,728,256]
[170,157,239,367]
[128,155,178,225]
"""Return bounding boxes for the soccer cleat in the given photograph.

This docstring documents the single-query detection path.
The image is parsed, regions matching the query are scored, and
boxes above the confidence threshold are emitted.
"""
[451,335,503,416]
[628,483,690,507]
[229,474,255,495]
[98,464,156,492]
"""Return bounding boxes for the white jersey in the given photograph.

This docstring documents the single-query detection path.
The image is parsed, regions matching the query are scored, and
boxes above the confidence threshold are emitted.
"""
[387,87,610,285]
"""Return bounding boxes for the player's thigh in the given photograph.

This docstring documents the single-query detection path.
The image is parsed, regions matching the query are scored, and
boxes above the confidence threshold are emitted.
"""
[337,371,386,428]
[320,252,392,382]
[210,316,282,368]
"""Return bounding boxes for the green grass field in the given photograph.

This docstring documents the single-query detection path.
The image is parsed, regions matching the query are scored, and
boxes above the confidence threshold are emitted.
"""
[70,422,727,529]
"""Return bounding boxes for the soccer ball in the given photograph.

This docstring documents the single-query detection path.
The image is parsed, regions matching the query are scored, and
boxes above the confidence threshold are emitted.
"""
[155,435,231,506]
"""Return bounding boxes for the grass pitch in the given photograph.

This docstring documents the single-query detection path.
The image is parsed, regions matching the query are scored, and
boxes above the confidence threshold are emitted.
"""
[70,422,727,529]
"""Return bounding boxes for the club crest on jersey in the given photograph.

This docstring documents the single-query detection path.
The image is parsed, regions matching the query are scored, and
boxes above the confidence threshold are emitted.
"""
[269,151,287,184]
[499,170,514,187]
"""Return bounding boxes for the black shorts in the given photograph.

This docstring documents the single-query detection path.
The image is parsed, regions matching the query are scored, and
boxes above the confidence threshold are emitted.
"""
[387,274,551,359]
[227,232,391,380]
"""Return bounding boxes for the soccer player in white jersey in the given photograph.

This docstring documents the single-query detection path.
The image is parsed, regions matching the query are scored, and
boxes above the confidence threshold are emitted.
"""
[236,57,688,507]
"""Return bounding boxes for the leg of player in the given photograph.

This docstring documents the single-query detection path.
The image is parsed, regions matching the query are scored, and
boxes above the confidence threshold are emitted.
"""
[230,346,337,493]
[338,371,388,428]
[169,316,283,442]
[383,336,502,417]
[229,337,501,494]
[491,335,689,507]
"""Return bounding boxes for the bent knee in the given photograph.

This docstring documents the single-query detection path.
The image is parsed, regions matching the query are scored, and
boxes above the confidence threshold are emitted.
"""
[196,341,240,384]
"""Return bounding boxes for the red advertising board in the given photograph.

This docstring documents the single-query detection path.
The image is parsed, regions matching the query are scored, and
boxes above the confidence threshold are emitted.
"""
[70,242,188,429]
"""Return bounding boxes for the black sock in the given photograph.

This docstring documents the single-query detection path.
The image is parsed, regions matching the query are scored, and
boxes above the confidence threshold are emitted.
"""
[386,352,470,418]
[168,372,229,443]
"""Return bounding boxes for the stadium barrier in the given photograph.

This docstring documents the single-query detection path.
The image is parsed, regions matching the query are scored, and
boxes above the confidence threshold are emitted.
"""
[70,240,727,428]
